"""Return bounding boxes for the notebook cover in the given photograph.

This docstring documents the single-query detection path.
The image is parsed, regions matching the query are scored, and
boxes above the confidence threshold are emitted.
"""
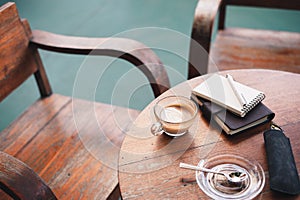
[192,95,275,134]
[192,74,265,117]
[217,102,275,130]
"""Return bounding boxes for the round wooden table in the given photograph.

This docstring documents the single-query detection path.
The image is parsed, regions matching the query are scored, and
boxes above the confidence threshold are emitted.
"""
[118,69,300,199]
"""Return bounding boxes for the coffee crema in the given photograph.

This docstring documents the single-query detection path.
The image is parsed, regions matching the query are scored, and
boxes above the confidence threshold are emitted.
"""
[160,104,194,123]
[159,103,195,135]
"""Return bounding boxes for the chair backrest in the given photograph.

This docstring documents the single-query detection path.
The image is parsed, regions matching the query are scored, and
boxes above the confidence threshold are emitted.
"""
[0,2,51,102]
[218,0,300,29]
[0,151,57,200]
[223,0,300,10]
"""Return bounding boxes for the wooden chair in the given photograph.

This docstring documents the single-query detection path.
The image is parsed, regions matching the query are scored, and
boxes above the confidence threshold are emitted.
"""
[188,0,300,78]
[0,151,57,200]
[0,2,170,199]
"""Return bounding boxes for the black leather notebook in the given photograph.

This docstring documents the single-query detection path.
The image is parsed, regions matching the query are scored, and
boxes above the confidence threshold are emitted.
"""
[191,94,275,135]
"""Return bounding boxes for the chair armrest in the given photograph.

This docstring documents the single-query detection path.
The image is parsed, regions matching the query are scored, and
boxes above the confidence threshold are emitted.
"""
[0,151,57,200]
[31,30,170,97]
[188,0,222,78]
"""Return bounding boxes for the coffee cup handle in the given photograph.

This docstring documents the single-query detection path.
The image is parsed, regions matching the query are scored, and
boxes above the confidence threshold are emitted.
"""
[151,122,164,136]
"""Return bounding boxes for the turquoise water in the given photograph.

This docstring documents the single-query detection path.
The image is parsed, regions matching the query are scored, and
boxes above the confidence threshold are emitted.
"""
[1,0,300,131]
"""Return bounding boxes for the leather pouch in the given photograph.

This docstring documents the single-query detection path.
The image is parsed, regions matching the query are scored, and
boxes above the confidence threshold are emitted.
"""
[263,126,300,195]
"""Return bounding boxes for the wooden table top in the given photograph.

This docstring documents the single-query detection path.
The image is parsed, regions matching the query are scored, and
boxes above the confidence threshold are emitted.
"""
[118,69,300,199]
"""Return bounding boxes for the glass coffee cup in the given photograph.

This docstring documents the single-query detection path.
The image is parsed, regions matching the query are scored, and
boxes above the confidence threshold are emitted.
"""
[151,96,198,137]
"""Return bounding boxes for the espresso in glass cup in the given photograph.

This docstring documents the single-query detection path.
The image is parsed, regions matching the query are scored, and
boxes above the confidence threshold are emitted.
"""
[151,96,198,137]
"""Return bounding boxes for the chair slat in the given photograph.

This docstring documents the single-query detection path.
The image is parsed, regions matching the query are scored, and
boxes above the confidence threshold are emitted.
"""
[209,28,300,74]
[0,94,70,156]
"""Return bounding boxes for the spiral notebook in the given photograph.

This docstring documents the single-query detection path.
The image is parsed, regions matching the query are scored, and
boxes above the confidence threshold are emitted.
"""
[192,74,265,117]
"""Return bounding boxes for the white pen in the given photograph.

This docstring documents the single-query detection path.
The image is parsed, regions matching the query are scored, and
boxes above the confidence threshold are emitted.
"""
[226,74,247,106]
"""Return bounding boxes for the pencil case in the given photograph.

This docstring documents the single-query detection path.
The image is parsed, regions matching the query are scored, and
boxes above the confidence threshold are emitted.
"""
[263,125,300,195]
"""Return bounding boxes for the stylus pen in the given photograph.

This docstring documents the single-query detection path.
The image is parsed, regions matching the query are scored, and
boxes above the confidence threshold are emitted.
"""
[226,74,247,106]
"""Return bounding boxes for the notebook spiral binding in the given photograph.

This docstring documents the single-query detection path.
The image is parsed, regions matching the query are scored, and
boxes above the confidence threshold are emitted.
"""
[242,93,266,113]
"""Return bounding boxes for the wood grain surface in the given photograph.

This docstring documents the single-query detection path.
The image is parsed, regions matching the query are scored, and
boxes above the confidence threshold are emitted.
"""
[119,69,300,199]
[209,28,300,74]
[1,94,140,199]
[188,0,300,78]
